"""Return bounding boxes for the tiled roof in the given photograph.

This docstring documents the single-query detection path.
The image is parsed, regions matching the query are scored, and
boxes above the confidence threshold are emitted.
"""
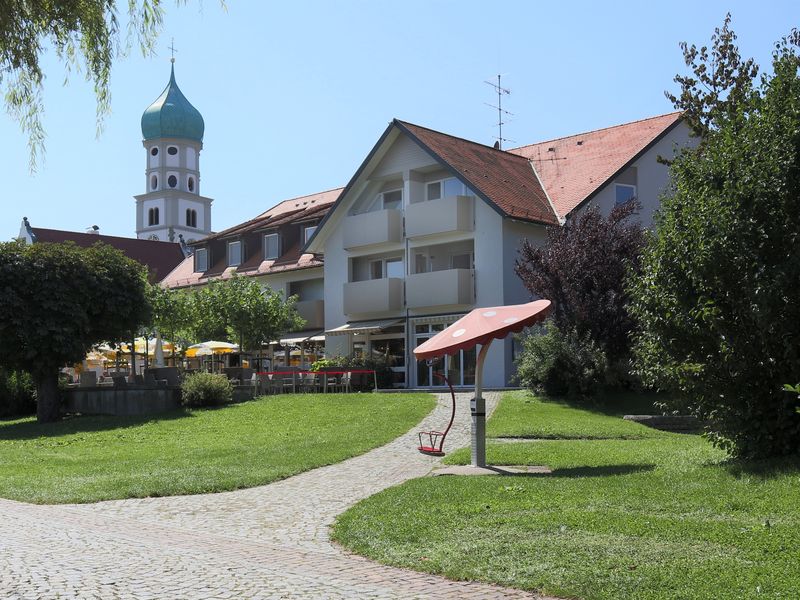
[396,121,559,225]
[510,112,683,218]
[161,188,341,289]
[30,228,185,283]
[198,188,342,243]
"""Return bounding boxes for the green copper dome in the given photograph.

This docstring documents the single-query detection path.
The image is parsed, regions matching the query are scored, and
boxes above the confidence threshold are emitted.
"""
[141,64,204,142]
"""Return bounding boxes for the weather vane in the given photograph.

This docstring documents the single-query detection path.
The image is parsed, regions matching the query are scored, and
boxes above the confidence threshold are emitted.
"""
[168,38,177,63]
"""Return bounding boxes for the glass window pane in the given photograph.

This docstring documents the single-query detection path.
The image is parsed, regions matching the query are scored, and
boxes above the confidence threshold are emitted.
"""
[383,190,402,210]
[450,253,472,270]
[615,184,636,205]
[431,323,444,332]
[415,324,429,334]
[370,260,383,280]
[386,258,404,279]
[228,242,241,266]
[415,253,429,274]
[417,357,430,387]
[195,248,208,272]
[426,181,441,201]
[265,234,280,259]
[443,178,463,198]
[304,225,317,244]
[462,347,476,385]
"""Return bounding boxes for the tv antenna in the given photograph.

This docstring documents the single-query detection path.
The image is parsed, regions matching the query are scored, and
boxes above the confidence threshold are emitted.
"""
[485,74,514,149]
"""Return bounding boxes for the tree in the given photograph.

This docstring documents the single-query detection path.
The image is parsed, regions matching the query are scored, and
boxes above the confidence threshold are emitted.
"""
[0,241,151,422]
[187,276,305,351]
[148,283,192,351]
[515,201,646,367]
[629,24,800,458]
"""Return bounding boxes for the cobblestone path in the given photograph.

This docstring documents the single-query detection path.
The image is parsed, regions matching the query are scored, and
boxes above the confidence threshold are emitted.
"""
[0,393,551,599]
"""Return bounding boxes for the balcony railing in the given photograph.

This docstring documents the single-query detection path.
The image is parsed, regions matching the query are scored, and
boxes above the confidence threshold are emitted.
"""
[406,268,474,309]
[405,195,474,239]
[343,278,404,315]
[343,209,403,250]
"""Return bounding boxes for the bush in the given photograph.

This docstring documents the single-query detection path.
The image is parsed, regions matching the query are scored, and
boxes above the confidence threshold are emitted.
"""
[630,25,800,458]
[181,372,232,407]
[516,321,609,399]
[0,368,36,418]
[311,355,393,390]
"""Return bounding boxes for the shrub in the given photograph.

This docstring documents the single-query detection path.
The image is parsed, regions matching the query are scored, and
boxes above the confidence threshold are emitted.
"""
[515,201,645,389]
[312,355,393,390]
[516,321,609,399]
[181,372,232,407]
[0,368,35,418]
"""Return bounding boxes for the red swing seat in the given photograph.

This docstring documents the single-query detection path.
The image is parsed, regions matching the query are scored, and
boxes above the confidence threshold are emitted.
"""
[417,372,456,456]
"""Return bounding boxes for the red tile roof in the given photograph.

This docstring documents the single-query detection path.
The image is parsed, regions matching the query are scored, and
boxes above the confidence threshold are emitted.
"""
[30,228,185,283]
[396,121,559,225]
[161,188,341,289]
[510,112,683,218]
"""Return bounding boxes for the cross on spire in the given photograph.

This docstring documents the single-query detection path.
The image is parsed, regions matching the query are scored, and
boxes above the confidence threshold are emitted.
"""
[169,38,177,63]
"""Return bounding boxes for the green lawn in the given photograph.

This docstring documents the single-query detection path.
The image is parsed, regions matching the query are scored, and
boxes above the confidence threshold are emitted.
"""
[0,393,434,504]
[333,391,800,600]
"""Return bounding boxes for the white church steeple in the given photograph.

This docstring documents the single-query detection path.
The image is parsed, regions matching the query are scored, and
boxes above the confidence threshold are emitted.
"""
[135,59,213,242]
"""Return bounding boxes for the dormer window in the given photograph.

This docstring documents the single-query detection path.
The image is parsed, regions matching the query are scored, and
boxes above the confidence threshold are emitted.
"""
[303,225,317,245]
[264,233,280,259]
[195,248,208,272]
[228,241,242,267]
[615,184,636,205]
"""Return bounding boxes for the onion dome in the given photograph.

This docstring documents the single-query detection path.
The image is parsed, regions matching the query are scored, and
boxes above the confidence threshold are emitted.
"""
[141,64,204,142]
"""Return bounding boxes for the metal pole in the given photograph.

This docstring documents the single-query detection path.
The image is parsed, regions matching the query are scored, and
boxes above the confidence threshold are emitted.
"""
[472,340,493,468]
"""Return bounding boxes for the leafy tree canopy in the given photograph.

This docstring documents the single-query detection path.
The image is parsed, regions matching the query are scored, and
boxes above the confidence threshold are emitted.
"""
[0,241,151,421]
[630,22,800,458]
[1,0,170,169]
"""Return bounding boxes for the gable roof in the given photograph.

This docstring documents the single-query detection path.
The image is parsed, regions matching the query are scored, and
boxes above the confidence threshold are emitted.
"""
[509,111,683,218]
[395,121,559,225]
[30,228,185,283]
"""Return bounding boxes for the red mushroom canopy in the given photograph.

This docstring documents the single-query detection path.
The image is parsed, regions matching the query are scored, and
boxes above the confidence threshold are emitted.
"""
[413,299,552,360]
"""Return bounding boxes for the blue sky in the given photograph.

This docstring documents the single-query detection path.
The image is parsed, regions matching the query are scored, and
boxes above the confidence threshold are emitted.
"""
[1,1,797,241]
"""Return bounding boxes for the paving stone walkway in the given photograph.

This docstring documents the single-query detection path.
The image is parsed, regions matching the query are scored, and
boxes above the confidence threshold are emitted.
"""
[0,393,552,599]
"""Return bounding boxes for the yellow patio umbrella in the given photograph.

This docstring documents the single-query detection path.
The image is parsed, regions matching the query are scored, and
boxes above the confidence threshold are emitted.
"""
[185,341,239,358]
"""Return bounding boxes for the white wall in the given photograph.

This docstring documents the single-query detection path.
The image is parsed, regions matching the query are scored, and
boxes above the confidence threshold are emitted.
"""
[581,121,695,226]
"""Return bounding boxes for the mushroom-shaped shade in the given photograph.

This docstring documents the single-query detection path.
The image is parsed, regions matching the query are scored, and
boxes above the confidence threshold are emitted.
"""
[413,300,551,360]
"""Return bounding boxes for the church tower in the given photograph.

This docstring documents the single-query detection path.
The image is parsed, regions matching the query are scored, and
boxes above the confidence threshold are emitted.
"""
[135,60,212,242]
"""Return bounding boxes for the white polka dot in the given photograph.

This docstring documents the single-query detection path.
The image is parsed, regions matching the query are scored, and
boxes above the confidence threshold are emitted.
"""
[452,328,466,338]
[482,310,497,317]
[503,317,519,324]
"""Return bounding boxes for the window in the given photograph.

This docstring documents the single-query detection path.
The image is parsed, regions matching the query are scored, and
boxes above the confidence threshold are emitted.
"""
[228,241,242,267]
[150,175,158,190]
[369,260,383,280]
[188,177,195,192]
[264,233,280,259]
[386,257,403,278]
[450,253,472,270]
[148,207,159,226]
[185,209,197,228]
[426,177,464,201]
[615,184,636,205]
[168,175,178,188]
[195,248,208,272]
[150,147,159,156]
[415,253,431,274]
[370,257,403,279]
[167,146,178,156]
[371,189,402,211]
[303,225,317,245]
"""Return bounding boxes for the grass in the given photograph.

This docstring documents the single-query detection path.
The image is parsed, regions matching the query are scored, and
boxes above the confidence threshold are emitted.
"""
[0,393,434,504]
[333,391,800,600]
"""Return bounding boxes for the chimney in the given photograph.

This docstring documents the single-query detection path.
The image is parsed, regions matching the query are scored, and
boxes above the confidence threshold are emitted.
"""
[86,225,100,235]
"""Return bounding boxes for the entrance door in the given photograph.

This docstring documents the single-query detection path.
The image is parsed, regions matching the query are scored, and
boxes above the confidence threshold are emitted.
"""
[414,322,476,387]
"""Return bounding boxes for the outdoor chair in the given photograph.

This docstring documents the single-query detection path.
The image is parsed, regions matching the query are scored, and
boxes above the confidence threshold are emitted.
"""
[331,371,351,393]
[300,372,321,393]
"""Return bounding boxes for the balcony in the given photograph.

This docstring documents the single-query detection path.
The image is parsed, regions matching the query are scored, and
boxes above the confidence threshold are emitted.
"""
[294,299,325,329]
[405,195,474,239]
[343,278,404,315]
[406,269,474,309]
[343,209,403,250]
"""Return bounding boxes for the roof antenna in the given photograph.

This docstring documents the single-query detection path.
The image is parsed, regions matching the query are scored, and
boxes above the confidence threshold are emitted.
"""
[485,74,514,149]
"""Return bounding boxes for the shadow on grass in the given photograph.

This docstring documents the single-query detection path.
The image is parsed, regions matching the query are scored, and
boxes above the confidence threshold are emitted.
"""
[487,463,655,478]
[540,390,664,417]
[0,408,193,441]
[720,455,800,479]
